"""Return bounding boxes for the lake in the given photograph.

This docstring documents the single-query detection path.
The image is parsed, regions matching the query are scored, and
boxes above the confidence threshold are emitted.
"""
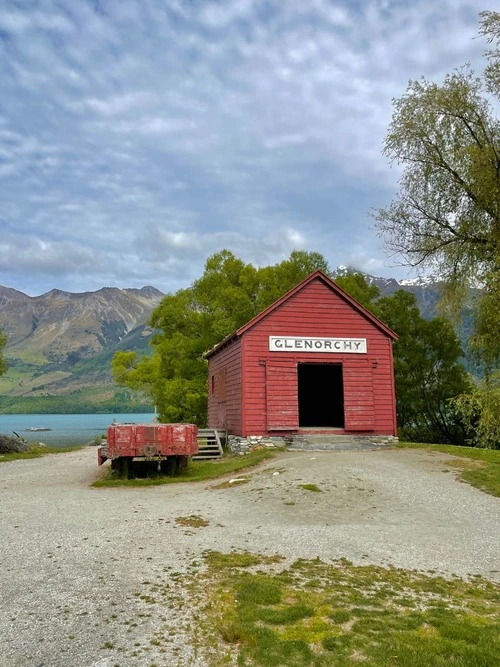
[0,413,156,448]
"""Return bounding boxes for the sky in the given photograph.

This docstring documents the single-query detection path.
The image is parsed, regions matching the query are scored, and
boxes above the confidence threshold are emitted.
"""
[0,0,496,296]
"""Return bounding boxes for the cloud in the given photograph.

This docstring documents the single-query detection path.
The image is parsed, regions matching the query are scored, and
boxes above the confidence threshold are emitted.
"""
[197,0,256,29]
[0,0,493,295]
[0,232,106,277]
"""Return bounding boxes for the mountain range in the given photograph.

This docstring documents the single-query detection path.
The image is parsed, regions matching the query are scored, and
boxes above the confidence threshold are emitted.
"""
[0,285,163,413]
[0,270,470,413]
[332,266,445,319]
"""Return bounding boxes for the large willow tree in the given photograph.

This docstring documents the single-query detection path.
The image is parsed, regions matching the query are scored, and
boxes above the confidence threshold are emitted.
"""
[374,11,500,370]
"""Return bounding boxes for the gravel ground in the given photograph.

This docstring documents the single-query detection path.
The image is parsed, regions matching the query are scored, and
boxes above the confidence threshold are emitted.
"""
[1,446,499,667]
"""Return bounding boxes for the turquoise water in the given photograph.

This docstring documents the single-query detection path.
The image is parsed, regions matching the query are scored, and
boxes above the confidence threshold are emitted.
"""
[0,413,156,447]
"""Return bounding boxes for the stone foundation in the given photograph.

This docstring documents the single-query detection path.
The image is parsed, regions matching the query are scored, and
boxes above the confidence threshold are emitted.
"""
[227,433,398,454]
[227,435,287,455]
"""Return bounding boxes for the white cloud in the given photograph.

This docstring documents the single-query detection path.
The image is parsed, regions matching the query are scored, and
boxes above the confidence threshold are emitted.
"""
[0,0,494,294]
[0,10,31,34]
[85,92,152,116]
[198,0,256,29]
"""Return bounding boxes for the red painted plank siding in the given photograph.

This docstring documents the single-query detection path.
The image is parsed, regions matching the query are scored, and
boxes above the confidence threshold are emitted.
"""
[266,362,299,430]
[343,359,375,430]
[206,338,242,433]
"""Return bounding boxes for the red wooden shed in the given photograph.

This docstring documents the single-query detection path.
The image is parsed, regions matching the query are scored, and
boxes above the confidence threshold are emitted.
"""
[205,270,398,437]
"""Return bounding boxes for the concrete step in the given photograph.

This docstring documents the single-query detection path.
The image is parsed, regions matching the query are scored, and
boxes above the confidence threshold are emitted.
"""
[287,434,397,452]
[293,434,375,444]
[287,441,390,452]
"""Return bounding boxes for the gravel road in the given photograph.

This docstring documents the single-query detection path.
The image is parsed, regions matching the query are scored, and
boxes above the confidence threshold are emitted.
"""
[1,446,499,667]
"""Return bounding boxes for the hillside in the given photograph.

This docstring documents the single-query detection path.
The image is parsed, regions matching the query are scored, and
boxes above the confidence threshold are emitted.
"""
[0,285,163,413]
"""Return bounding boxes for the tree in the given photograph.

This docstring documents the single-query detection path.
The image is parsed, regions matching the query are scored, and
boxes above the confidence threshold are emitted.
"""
[112,249,330,425]
[452,371,500,448]
[332,273,471,445]
[0,329,7,378]
[334,272,381,310]
[376,291,471,444]
[480,10,500,95]
[374,11,500,369]
[256,250,330,311]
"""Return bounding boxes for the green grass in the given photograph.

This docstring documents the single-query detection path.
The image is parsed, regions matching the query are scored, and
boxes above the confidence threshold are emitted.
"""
[175,515,210,528]
[204,551,285,570]
[199,552,500,667]
[397,442,500,497]
[0,444,82,463]
[299,483,322,493]
[91,448,277,487]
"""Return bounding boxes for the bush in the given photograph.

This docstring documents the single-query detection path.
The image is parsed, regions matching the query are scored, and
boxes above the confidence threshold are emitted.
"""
[452,372,500,449]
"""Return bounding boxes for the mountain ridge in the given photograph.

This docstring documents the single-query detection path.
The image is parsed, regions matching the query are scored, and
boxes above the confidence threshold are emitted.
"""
[331,266,448,319]
[0,284,164,412]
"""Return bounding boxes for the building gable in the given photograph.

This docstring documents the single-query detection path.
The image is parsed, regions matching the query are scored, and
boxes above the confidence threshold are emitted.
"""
[237,271,397,341]
[245,277,391,347]
[205,270,396,360]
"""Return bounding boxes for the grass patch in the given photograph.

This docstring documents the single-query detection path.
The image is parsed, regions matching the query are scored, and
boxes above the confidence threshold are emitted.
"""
[175,515,209,528]
[299,483,322,493]
[199,552,500,667]
[397,442,500,497]
[92,448,277,487]
[204,551,285,570]
[0,444,82,463]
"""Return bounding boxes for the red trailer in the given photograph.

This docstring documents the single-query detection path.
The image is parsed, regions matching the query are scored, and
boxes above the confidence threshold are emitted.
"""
[98,423,198,477]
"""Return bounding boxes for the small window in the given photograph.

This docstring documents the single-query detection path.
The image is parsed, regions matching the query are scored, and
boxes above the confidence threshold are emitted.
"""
[211,375,215,396]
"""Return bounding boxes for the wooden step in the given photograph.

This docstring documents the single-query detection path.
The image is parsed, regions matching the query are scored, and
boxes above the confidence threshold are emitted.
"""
[193,429,226,460]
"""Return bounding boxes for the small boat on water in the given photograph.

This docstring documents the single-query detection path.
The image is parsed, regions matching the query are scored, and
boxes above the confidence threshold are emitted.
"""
[25,427,53,432]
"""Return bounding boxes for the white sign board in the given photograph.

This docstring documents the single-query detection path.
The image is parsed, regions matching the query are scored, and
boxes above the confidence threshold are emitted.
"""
[269,336,367,353]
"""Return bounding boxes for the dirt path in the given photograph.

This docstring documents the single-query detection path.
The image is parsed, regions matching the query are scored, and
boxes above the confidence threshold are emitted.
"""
[1,447,499,666]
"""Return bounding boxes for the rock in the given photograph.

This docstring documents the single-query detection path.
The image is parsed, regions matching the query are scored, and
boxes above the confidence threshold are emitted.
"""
[0,433,30,454]
[227,433,289,454]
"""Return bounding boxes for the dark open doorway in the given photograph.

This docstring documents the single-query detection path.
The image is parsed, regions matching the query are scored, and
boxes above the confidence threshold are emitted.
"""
[298,363,344,428]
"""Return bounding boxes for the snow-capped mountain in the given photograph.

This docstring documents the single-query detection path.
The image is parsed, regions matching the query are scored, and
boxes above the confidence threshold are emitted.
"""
[331,266,445,319]
[399,275,441,287]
